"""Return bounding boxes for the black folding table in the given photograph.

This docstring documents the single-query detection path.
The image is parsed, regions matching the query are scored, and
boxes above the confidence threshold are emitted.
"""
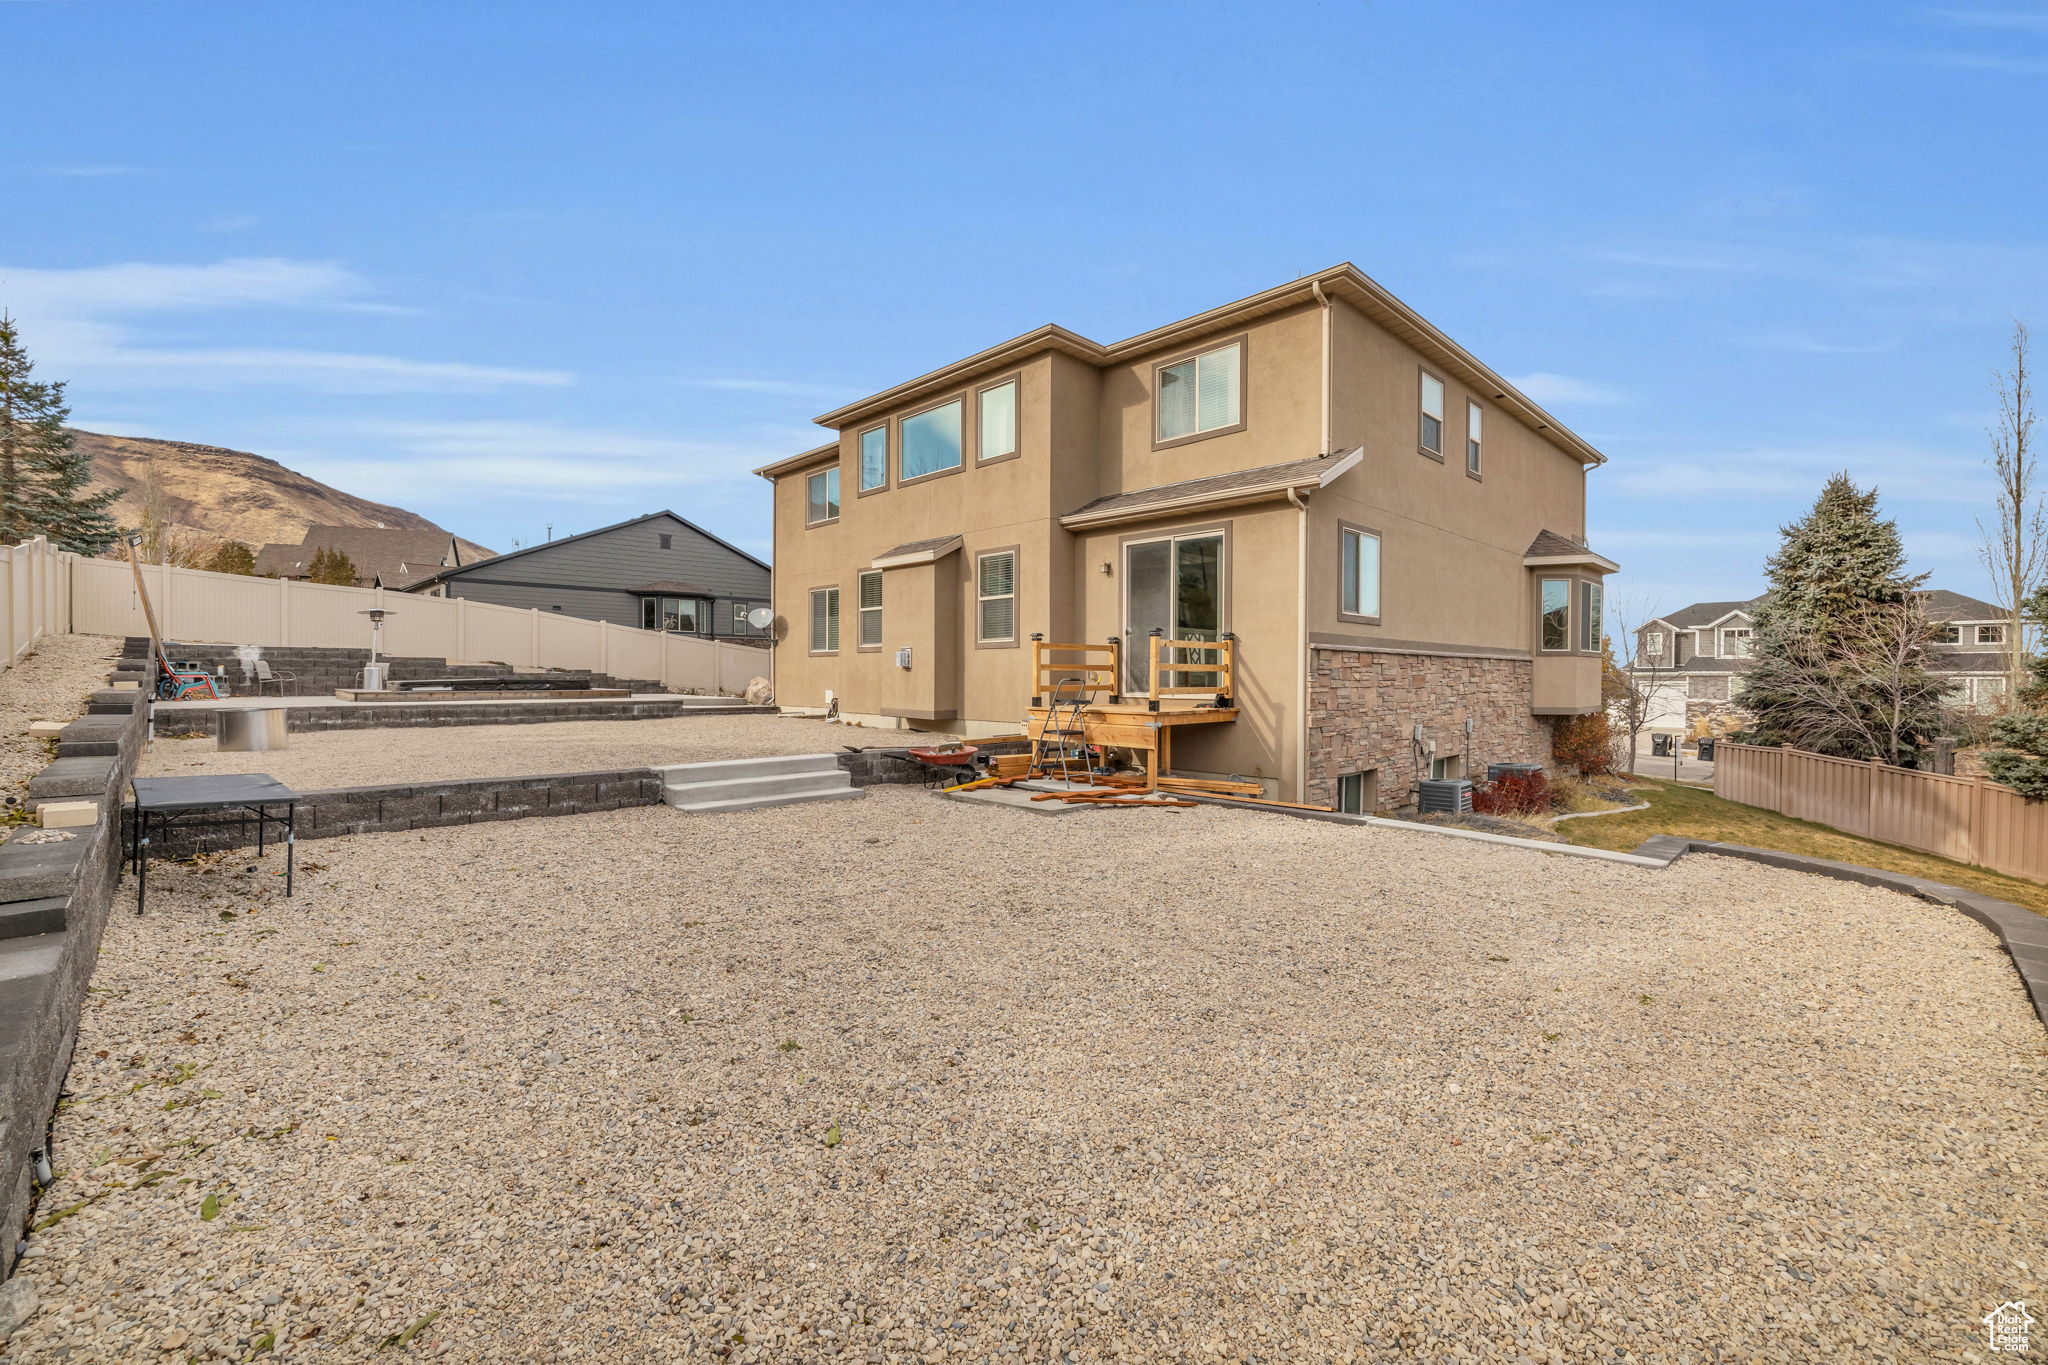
[129,774,301,914]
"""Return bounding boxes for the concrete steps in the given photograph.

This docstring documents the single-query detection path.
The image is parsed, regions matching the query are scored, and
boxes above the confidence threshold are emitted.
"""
[657,753,861,814]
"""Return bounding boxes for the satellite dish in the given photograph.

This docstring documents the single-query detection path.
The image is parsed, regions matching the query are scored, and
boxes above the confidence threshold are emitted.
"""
[746,607,776,630]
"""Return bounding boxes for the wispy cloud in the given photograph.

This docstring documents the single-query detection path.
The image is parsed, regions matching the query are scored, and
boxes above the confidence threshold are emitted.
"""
[1608,443,1989,505]
[1925,7,2048,33]
[1506,371,1629,406]
[1732,328,1903,355]
[36,164,149,178]
[289,419,804,502]
[0,258,569,394]
[1918,51,2048,73]
[681,376,853,399]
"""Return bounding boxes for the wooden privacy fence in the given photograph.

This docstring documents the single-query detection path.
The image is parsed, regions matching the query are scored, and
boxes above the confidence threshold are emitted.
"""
[1714,741,2048,883]
[0,538,70,672]
[67,554,768,697]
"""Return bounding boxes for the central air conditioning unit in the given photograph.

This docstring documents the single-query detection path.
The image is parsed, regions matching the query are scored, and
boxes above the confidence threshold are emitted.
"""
[1417,778,1474,814]
[1485,762,1544,783]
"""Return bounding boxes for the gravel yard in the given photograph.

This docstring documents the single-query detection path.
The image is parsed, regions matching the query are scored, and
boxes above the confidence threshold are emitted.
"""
[140,714,943,788]
[0,632,120,792]
[13,787,2046,1363]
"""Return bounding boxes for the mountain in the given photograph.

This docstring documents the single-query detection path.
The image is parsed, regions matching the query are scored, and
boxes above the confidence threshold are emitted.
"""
[72,428,494,561]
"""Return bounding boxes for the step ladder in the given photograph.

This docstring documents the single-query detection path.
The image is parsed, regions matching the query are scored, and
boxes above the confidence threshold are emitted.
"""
[1030,675,1094,784]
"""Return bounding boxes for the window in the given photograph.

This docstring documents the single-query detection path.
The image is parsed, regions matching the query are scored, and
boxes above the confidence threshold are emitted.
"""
[1977,675,2010,706]
[1580,581,1604,652]
[1430,755,1463,781]
[1720,627,1752,658]
[1336,770,1377,815]
[1643,630,1664,660]
[732,602,749,634]
[1339,526,1381,619]
[642,598,657,631]
[1979,623,2008,645]
[857,569,883,648]
[859,426,888,492]
[805,467,840,524]
[1419,372,1445,456]
[1540,578,1570,651]
[979,380,1018,461]
[901,399,964,480]
[809,586,839,652]
[976,550,1017,643]
[658,532,673,549]
[1466,401,1483,475]
[1933,623,1961,645]
[1156,341,1242,443]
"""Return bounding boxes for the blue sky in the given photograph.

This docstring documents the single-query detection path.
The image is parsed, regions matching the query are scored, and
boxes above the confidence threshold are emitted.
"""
[4,1,2045,622]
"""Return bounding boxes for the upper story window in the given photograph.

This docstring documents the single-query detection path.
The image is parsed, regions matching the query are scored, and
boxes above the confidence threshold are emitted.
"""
[1642,629,1664,660]
[1979,623,2008,645]
[658,532,673,549]
[1156,341,1242,444]
[859,425,888,492]
[1540,578,1570,651]
[1419,371,1445,457]
[805,467,840,525]
[1339,525,1381,620]
[1465,401,1483,476]
[976,550,1017,644]
[979,380,1018,462]
[1580,581,1604,652]
[857,570,883,648]
[901,399,964,481]
[1934,623,1961,645]
[1720,626,1752,657]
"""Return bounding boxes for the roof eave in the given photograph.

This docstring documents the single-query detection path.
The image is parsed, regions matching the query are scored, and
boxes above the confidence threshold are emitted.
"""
[1523,551,1622,574]
[870,536,964,569]
[754,442,842,481]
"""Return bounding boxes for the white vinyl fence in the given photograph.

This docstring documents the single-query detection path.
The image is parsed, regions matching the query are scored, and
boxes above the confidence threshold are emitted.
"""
[67,554,769,696]
[0,537,70,672]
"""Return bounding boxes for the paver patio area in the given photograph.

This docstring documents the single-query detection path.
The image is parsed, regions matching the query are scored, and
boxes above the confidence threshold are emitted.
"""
[15,788,2045,1362]
[139,713,941,788]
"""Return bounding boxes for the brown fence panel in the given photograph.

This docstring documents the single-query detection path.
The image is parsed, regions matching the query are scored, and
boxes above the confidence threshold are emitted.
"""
[1715,741,2048,884]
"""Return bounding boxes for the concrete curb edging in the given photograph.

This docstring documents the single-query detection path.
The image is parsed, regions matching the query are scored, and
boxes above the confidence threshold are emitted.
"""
[1628,836,2048,1030]
[1171,793,1670,867]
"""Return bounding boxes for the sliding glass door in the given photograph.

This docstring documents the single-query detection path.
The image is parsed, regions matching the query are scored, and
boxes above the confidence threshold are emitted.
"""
[1123,531,1223,693]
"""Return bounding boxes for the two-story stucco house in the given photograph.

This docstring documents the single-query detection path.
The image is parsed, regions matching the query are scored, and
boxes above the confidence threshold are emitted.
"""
[1631,588,2013,737]
[756,264,1617,810]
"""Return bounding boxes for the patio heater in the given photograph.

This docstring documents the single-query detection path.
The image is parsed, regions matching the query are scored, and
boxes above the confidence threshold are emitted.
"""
[359,608,393,691]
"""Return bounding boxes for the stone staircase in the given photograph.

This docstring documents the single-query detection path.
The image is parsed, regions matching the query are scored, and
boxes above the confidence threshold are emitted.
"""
[657,753,862,815]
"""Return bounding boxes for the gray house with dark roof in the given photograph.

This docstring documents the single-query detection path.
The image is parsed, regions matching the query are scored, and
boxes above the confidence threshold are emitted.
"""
[1631,589,2012,733]
[403,510,772,640]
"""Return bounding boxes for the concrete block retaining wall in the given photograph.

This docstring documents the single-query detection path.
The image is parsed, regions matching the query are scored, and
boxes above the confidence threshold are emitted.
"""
[0,694,146,1272]
[150,697,772,738]
[118,639,668,698]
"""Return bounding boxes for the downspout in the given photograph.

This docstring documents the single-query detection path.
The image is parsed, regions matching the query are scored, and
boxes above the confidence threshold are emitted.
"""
[1296,281,1334,804]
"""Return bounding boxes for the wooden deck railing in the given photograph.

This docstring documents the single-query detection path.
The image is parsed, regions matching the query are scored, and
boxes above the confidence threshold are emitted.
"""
[1714,741,2048,883]
[1028,632,1235,708]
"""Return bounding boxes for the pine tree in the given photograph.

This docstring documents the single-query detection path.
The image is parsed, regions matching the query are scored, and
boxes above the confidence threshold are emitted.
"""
[201,540,257,575]
[0,315,120,555]
[307,546,358,586]
[1738,474,1947,761]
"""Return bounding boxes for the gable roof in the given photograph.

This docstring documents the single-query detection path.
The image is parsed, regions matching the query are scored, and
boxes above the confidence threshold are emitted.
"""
[1059,449,1365,530]
[255,525,465,589]
[1651,598,1762,631]
[401,510,769,593]
[758,263,1609,473]
[1920,588,2001,621]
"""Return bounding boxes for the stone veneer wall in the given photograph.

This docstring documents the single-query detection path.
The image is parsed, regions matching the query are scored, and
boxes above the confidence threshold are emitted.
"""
[1307,649,1553,812]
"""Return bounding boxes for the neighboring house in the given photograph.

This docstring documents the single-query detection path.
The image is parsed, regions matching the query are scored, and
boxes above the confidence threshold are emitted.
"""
[756,263,1617,810]
[253,524,473,589]
[403,510,772,640]
[1631,589,2011,735]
